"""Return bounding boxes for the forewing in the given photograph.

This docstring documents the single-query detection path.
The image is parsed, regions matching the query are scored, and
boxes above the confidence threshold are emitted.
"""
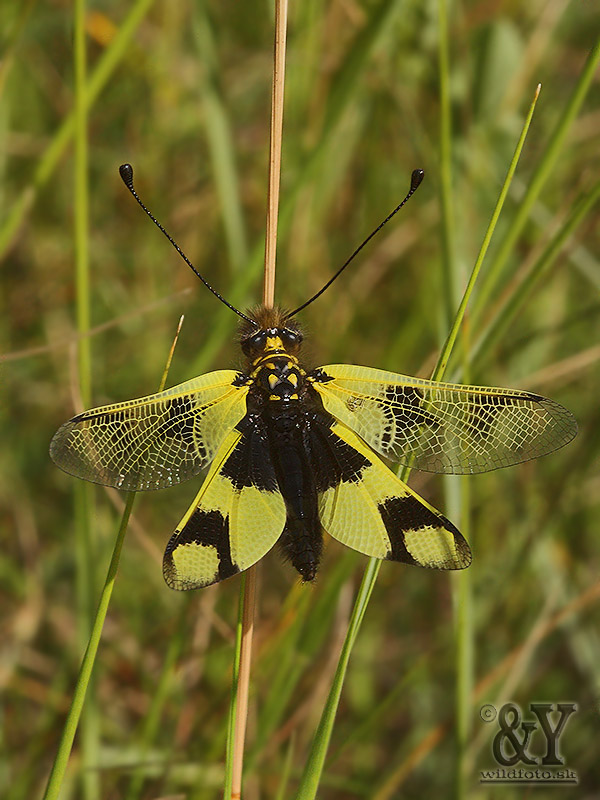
[50,370,248,490]
[314,364,577,474]
[163,424,286,590]
[309,420,470,569]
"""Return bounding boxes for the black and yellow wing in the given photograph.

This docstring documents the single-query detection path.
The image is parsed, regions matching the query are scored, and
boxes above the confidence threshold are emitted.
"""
[163,427,286,589]
[310,419,471,570]
[50,370,248,491]
[314,364,577,475]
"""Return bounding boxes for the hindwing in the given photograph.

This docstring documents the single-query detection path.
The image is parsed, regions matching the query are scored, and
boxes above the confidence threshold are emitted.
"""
[163,420,286,589]
[304,417,470,570]
[314,364,577,475]
[50,370,247,491]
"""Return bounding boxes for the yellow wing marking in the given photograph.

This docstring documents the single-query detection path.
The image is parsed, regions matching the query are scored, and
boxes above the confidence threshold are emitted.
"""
[50,370,248,491]
[315,364,577,474]
[163,429,286,590]
[320,422,471,569]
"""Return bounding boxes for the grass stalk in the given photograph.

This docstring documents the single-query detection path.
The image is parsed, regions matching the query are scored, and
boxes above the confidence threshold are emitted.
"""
[43,495,135,800]
[193,10,249,273]
[124,593,192,800]
[433,83,541,382]
[0,0,36,98]
[436,6,475,793]
[224,572,249,800]
[230,568,257,799]
[471,36,600,327]
[294,559,380,799]
[188,0,401,378]
[44,492,135,800]
[437,0,456,330]
[274,733,296,800]
[0,0,156,260]
[262,0,288,309]
[294,82,542,799]
[42,318,184,800]
[73,3,99,796]
[73,482,97,800]
[469,179,600,372]
[451,476,473,800]
[224,2,288,798]
[450,318,474,800]
[74,0,91,412]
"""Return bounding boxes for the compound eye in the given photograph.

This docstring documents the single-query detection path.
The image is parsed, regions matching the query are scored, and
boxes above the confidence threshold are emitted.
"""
[251,330,267,349]
[242,329,267,355]
[282,328,303,346]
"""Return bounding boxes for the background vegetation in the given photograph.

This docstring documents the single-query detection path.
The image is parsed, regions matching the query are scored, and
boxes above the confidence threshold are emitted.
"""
[1,1,599,798]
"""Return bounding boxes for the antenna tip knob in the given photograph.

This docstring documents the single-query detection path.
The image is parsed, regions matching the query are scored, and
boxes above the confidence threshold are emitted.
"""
[410,169,424,191]
[119,163,134,188]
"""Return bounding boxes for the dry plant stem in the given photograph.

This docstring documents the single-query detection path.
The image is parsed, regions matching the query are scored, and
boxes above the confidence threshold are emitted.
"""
[231,569,257,798]
[262,0,288,307]
[229,2,288,798]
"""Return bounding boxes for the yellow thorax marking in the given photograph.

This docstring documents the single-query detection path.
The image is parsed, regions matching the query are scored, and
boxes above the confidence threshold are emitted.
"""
[266,335,283,350]
[251,351,299,370]
[267,366,299,394]
[269,393,299,401]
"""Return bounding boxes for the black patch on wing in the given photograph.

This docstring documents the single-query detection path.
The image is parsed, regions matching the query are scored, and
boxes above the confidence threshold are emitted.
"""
[305,416,371,491]
[378,496,470,569]
[82,413,150,482]
[219,415,277,491]
[163,509,239,587]
[383,385,439,444]
[163,395,196,438]
[386,385,427,424]
[466,392,532,439]
[71,410,142,454]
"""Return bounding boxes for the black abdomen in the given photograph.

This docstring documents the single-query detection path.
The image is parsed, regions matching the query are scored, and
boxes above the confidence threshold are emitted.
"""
[266,403,323,581]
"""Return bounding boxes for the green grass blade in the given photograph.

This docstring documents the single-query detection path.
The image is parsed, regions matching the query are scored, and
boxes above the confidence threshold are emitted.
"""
[437,0,456,331]
[74,0,91,412]
[471,36,600,325]
[433,83,541,381]
[274,733,296,800]
[0,0,156,260]
[0,0,35,98]
[193,10,249,274]
[450,477,473,800]
[325,656,428,768]
[294,80,542,800]
[247,553,356,772]
[42,319,181,800]
[294,558,380,799]
[223,572,247,800]
[42,493,136,800]
[73,3,99,795]
[124,596,192,800]
[189,0,405,378]
[469,179,600,372]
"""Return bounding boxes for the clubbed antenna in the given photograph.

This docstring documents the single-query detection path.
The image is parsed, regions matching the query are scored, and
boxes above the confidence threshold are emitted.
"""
[119,164,256,326]
[289,169,425,317]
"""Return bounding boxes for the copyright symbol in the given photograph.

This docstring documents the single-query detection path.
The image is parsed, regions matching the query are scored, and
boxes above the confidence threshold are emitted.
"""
[480,704,497,722]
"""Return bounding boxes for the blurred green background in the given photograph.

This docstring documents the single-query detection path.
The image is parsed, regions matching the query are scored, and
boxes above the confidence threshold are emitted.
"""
[1,1,599,798]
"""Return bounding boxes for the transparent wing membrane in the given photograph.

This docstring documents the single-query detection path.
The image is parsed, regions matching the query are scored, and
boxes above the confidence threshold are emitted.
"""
[163,428,286,590]
[315,365,577,474]
[50,370,247,491]
[316,422,471,569]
